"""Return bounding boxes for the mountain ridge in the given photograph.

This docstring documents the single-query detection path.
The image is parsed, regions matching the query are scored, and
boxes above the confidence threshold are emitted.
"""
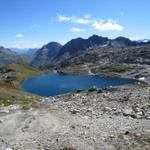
[30,35,150,68]
[55,35,150,60]
[31,42,62,68]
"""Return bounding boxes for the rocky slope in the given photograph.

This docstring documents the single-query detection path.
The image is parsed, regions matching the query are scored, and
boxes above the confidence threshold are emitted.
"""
[0,83,150,150]
[1,57,150,150]
[53,44,150,82]
[31,35,150,69]
[55,35,150,60]
[55,35,109,60]
[1,35,150,149]
[31,42,62,68]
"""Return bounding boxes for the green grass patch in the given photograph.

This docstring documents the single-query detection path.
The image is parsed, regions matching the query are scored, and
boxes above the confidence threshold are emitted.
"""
[9,63,42,86]
[111,65,130,73]
[0,64,42,107]
[98,71,121,78]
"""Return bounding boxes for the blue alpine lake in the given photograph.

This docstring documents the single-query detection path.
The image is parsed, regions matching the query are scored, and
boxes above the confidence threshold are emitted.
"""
[21,73,138,96]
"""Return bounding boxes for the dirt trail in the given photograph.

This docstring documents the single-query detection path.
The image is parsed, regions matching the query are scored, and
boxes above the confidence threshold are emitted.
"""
[0,102,150,150]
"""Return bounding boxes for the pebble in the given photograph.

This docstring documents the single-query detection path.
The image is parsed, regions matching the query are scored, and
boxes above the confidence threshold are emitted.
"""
[9,105,20,111]
[123,108,133,116]
[146,116,150,120]
[71,125,75,129]
[0,109,9,113]
[70,109,80,114]
[146,103,150,107]
[104,107,112,112]
[136,111,143,116]
[87,108,93,112]
[112,108,117,111]
[124,131,130,135]
[135,133,142,137]
[134,107,141,112]
[5,148,12,150]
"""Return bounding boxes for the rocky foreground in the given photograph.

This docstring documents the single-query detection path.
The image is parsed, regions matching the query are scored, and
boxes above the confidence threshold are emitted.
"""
[0,82,150,150]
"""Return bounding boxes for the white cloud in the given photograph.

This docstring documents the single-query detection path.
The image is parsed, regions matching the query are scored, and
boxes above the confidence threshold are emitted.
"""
[31,24,41,28]
[15,34,24,38]
[57,14,124,32]
[71,27,86,32]
[57,14,90,24]
[92,20,124,31]
[57,14,71,22]
[74,18,90,24]
[10,40,41,49]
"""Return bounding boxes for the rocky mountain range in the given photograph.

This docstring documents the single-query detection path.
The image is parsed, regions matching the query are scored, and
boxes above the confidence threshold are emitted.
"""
[55,35,150,59]
[1,35,150,69]
[1,35,150,150]
[55,35,140,60]
[29,35,150,69]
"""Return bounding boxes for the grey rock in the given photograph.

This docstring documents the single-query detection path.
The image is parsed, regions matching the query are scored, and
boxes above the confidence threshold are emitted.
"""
[146,116,150,120]
[87,108,93,112]
[5,148,12,150]
[70,109,80,114]
[136,111,144,116]
[0,109,9,113]
[123,108,133,116]
[104,107,112,112]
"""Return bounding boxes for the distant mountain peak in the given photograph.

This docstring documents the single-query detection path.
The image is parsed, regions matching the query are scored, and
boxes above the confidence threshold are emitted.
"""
[88,34,107,39]
[114,36,131,41]
[43,41,62,47]
[31,42,62,68]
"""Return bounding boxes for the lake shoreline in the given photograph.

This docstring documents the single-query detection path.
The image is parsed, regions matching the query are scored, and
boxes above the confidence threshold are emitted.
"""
[0,83,150,149]
[21,73,139,97]
[0,64,150,149]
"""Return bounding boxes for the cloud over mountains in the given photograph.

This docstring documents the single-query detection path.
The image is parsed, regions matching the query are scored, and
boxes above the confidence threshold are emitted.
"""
[57,14,124,32]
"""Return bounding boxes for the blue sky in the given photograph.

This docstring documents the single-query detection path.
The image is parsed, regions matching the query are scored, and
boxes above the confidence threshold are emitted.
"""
[0,0,149,48]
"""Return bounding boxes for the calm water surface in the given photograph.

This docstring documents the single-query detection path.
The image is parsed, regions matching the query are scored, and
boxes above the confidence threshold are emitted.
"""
[21,73,137,96]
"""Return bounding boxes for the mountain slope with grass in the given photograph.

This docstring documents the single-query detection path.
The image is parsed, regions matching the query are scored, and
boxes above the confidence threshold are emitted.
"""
[0,64,41,107]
